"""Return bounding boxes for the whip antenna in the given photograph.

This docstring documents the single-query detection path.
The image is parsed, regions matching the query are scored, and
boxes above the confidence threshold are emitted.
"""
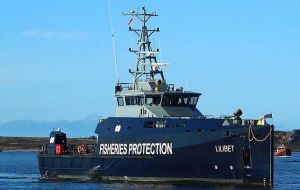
[107,0,120,82]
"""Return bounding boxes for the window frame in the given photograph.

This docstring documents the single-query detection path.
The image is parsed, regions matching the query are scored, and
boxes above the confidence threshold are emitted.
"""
[117,97,124,106]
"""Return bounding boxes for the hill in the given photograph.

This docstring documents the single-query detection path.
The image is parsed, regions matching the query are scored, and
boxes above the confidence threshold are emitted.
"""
[0,115,100,137]
[0,136,96,151]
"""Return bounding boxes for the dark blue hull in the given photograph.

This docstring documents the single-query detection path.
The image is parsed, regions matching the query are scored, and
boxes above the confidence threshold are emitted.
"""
[38,118,274,186]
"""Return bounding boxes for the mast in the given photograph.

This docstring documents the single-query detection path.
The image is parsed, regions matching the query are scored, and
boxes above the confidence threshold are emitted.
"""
[123,7,166,90]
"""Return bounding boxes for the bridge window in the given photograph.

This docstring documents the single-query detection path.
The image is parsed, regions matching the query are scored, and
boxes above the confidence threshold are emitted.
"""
[145,95,161,105]
[178,97,189,105]
[117,97,124,106]
[125,96,135,105]
[162,95,199,107]
[135,96,144,105]
[189,96,199,105]
[121,96,145,106]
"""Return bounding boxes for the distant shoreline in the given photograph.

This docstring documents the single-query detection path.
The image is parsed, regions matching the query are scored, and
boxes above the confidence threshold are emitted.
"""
[2,149,38,152]
[0,136,96,152]
[1,130,300,152]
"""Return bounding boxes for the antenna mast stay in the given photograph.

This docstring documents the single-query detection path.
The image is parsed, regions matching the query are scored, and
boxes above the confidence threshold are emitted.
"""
[107,0,120,82]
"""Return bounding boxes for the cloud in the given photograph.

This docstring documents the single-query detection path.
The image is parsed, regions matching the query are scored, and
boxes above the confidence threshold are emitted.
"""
[22,30,87,40]
[58,32,87,40]
[22,30,55,38]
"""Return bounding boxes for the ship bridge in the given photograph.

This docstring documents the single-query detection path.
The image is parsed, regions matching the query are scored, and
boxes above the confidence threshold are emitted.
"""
[115,81,203,118]
[114,7,202,118]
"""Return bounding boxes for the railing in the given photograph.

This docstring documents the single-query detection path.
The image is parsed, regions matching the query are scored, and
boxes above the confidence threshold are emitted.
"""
[39,144,97,156]
[116,82,176,92]
[175,115,260,127]
[116,82,133,90]
[167,84,175,91]
[220,115,233,119]
[204,115,214,119]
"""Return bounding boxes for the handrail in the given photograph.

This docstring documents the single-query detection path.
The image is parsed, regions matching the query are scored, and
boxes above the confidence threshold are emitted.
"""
[39,144,97,156]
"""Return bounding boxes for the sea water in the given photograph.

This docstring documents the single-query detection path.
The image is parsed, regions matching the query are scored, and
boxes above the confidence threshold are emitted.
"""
[0,151,299,190]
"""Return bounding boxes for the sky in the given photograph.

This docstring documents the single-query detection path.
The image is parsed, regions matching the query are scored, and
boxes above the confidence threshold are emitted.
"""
[0,0,300,132]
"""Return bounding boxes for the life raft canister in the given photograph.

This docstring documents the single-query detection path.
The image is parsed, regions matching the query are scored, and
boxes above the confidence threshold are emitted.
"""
[55,144,63,155]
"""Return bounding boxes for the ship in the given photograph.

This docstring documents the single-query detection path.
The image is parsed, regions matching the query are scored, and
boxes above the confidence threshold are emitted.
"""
[274,145,291,157]
[38,7,274,186]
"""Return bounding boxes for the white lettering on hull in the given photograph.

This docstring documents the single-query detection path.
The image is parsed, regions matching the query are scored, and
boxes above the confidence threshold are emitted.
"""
[215,145,234,153]
[99,143,173,155]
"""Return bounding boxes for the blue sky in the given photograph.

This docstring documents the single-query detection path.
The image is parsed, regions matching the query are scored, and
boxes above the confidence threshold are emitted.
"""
[0,0,300,132]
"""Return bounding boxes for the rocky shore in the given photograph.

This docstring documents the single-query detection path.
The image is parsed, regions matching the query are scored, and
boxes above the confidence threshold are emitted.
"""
[275,129,300,151]
[1,129,300,152]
